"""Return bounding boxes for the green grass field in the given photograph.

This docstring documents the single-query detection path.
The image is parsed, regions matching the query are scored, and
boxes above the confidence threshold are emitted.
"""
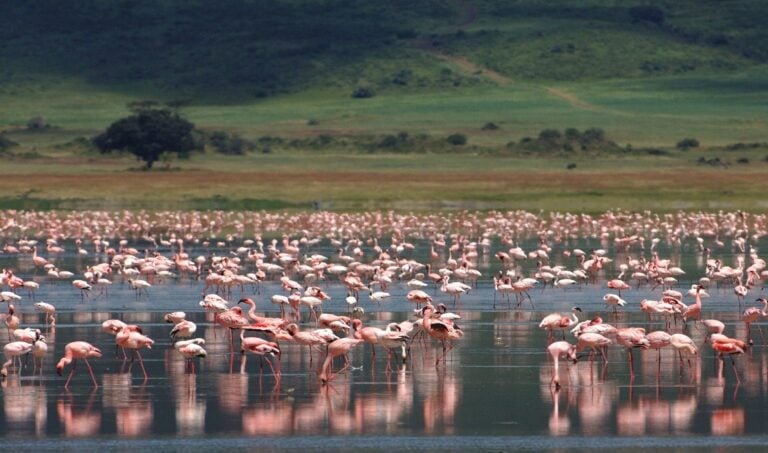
[1,1,767,213]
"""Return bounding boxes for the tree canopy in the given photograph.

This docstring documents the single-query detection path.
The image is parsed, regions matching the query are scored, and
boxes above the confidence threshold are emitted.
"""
[93,109,199,168]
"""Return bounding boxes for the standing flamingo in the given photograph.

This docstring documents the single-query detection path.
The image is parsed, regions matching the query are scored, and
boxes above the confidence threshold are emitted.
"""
[56,341,102,388]
[607,279,630,297]
[318,337,364,384]
[710,334,746,383]
[539,307,581,341]
[669,333,697,370]
[1,341,33,377]
[116,325,154,380]
[174,338,207,373]
[421,303,463,366]
[646,330,672,376]
[547,341,577,391]
[743,298,768,346]
[240,330,281,380]
[616,327,650,377]
[34,301,56,330]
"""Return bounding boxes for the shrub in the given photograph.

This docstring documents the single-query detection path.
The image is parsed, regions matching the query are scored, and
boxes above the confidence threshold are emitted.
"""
[26,116,49,131]
[207,131,256,155]
[446,133,467,146]
[0,133,18,151]
[481,122,499,130]
[676,138,700,150]
[538,129,561,141]
[566,163,577,170]
[351,87,375,98]
[580,128,605,143]
[628,6,664,25]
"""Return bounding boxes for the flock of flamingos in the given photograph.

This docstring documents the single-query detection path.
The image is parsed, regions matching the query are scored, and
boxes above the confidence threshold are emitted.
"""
[0,209,766,391]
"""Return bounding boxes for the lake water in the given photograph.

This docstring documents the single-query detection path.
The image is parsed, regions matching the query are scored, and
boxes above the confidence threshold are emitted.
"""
[1,234,767,451]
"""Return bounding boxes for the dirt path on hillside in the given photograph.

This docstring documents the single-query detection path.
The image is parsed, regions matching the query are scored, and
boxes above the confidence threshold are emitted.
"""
[417,0,629,115]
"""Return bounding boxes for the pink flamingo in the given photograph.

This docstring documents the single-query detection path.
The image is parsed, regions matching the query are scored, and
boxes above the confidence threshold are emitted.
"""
[710,335,746,383]
[116,325,154,379]
[318,337,364,384]
[607,279,630,297]
[547,341,577,391]
[742,298,768,345]
[616,327,650,376]
[421,303,463,366]
[170,320,197,340]
[215,306,250,353]
[682,285,704,324]
[56,341,102,388]
[174,338,207,373]
[285,323,336,365]
[647,330,672,376]
[669,333,697,370]
[1,341,33,378]
[240,330,281,379]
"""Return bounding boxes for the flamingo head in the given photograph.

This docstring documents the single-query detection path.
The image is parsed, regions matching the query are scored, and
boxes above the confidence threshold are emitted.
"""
[568,345,578,364]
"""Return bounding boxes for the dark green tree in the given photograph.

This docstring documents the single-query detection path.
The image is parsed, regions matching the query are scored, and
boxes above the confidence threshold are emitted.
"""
[93,109,199,169]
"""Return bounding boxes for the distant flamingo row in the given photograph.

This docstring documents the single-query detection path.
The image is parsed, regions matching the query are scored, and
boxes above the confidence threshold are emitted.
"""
[0,209,766,389]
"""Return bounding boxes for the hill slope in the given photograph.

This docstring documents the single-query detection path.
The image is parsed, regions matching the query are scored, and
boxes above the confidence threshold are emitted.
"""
[2,0,768,99]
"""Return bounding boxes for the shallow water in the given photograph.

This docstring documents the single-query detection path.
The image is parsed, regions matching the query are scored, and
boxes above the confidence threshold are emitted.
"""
[0,237,767,451]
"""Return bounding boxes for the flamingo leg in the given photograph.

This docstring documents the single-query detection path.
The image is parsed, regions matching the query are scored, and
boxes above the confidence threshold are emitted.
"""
[135,350,148,380]
[64,359,77,388]
[83,358,98,387]
[730,355,741,384]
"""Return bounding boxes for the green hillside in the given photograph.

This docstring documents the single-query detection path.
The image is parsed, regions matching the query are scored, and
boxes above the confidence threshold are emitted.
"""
[3,1,768,97]
[1,0,768,154]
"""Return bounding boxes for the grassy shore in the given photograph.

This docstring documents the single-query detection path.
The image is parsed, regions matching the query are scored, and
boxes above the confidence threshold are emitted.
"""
[0,149,765,213]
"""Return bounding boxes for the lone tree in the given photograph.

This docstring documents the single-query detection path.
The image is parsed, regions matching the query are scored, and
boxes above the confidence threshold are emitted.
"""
[93,108,199,169]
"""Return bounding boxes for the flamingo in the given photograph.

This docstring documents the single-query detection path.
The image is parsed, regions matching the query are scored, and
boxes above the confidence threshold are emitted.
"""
[285,323,336,365]
[710,334,746,383]
[547,340,577,391]
[170,320,197,340]
[56,341,102,388]
[128,278,151,298]
[1,341,33,378]
[240,330,281,380]
[607,279,630,297]
[669,333,697,370]
[4,304,20,341]
[421,303,463,366]
[616,327,649,377]
[116,325,154,379]
[406,290,432,306]
[603,293,627,313]
[72,279,92,301]
[164,311,186,324]
[576,332,612,363]
[742,298,768,345]
[318,336,364,384]
[34,301,56,329]
[440,275,470,306]
[174,338,207,373]
[682,285,705,324]
[215,306,250,353]
[539,307,581,341]
[647,330,672,375]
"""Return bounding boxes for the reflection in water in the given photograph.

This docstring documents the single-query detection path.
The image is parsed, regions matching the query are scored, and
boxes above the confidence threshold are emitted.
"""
[102,373,153,437]
[57,391,101,438]
[3,269,768,444]
[2,379,47,433]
